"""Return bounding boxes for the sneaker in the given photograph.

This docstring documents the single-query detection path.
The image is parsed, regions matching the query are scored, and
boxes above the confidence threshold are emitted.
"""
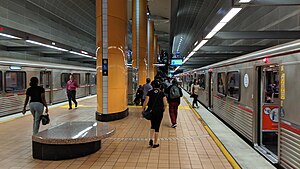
[149,139,153,146]
[69,108,72,110]
[152,144,160,148]
[171,124,177,128]
[75,103,78,108]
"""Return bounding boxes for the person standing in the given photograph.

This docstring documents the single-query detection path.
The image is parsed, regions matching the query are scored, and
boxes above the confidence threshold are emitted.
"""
[166,79,183,128]
[141,78,152,106]
[134,85,143,105]
[22,77,49,135]
[66,74,78,110]
[142,80,167,148]
[191,79,200,108]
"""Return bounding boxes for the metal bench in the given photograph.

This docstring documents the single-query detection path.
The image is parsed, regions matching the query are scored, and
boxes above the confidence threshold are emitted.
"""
[32,121,115,160]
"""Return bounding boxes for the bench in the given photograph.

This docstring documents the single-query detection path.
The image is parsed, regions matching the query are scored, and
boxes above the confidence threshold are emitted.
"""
[32,121,115,160]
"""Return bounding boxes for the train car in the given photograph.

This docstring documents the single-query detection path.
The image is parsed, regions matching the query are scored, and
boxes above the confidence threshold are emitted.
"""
[0,58,96,117]
[178,40,300,169]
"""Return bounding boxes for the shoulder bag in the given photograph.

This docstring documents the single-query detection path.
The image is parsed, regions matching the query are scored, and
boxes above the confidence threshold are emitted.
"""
[142,91,160,120]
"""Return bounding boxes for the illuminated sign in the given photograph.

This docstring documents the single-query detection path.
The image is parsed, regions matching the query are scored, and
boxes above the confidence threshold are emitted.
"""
[171,58,183,66]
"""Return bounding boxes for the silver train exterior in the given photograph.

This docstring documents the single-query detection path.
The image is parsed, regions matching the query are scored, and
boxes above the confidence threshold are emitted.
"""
[0,58,96,117]
[177,40,300,169]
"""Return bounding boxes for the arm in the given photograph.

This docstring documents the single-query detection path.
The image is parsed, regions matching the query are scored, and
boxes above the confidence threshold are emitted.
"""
[142,96,149,110]
[41,93,49,113]
[22,95,29,114]
[163,96,167,111]
[190,84,194,94]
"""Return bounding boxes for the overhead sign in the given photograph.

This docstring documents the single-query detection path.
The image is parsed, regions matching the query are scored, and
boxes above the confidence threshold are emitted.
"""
[170,58,183,66]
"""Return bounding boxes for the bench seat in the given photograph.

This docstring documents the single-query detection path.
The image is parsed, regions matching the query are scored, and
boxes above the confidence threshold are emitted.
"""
[32,121,115,160]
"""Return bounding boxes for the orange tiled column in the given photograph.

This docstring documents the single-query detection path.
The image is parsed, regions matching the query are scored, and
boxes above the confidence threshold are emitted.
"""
[132,0,147,85]
[149,20,155,80]
[96,0,128,121]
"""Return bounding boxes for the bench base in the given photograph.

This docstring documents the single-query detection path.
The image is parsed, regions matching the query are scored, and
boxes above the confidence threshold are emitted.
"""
[32,140,101,160]
[96,108,128,122]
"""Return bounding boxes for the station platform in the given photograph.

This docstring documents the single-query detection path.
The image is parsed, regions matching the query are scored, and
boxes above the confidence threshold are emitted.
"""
[0,95,273,169]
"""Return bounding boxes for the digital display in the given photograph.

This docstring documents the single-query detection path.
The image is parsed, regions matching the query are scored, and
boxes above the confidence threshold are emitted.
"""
[171,58,183,66]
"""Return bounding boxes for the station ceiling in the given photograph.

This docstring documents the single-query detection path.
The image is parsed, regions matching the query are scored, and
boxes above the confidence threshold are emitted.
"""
[170,0,300,72]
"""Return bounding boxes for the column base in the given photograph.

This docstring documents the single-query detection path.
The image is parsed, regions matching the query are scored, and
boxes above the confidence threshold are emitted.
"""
[96,108,129,122]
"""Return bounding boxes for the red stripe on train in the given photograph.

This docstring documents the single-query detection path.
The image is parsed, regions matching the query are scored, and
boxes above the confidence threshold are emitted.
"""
[237,105,253,114]
[281,122,300,135]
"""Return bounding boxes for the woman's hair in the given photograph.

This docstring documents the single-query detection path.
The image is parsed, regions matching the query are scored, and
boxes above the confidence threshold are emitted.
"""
[29,77,39,87]
[193,79,198,85]
[151,80,160,88]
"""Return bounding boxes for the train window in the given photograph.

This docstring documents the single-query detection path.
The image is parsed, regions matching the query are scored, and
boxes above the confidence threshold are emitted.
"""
[61,73,70,88]
[217,72,226,95]
[5,71,26,92]
[227,71,240,100]
[40,71,51,89]
[0,71,2,91]
[199,74,205,89]
[73,73,80,85]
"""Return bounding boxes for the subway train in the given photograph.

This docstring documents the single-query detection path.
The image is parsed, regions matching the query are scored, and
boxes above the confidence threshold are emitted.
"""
[177,40,300,169]
[0,58,96,117]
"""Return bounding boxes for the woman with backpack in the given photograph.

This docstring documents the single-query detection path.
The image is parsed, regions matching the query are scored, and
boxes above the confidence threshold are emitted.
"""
[191,79,200,108]
[142,80,167,148]
[166,79,183,128]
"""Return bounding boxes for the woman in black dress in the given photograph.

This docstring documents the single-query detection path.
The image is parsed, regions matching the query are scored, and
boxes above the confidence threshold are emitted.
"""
[142,80,167,148]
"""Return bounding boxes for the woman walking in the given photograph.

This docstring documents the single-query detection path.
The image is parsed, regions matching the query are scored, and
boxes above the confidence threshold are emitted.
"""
[142,80,167,148]
[191,79,200,108]
[23,77,48,135]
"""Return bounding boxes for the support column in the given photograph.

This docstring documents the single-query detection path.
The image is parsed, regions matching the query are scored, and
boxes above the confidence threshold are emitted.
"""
[96,0,128,121]
[148,20,154,80]
[154,35,158,77]
[132,0,147,86]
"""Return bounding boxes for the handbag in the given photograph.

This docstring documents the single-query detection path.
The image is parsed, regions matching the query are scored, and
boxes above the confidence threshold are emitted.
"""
[41,112,50,125]
[142,91,160,120]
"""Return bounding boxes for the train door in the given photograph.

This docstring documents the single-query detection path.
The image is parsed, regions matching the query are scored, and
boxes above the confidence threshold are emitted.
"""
[85,73,91,95]
[256,65,280,162]
[40,71,52,104]
[208,72,213,109]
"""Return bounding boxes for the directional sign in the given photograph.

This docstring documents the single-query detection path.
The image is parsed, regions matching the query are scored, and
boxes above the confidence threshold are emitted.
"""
[102,59,108,76]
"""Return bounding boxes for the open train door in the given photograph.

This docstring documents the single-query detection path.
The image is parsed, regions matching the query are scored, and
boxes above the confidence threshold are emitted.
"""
[208,71,213,110]
[40,71,52,104]
[255,65,280,163]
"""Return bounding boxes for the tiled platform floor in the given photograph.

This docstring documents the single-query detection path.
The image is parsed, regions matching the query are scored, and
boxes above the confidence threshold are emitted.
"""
[0,96,232,169]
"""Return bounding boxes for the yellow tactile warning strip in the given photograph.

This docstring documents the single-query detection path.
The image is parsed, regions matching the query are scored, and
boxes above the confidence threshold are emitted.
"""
[0,97,233,169]
[183,96,241,169]
[128,105,190,110]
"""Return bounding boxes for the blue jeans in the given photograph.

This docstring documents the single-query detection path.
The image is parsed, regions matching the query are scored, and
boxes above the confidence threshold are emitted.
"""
[29,102,44,135]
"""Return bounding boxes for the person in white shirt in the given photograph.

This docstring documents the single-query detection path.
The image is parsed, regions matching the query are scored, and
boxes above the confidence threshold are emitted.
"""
[190,79,200,108]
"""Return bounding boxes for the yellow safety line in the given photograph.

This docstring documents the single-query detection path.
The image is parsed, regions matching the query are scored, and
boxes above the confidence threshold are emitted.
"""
[183,96,241,169]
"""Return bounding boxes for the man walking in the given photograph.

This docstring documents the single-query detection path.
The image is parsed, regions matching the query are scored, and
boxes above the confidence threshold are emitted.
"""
[166,79,183,128]
[141,78,152,106]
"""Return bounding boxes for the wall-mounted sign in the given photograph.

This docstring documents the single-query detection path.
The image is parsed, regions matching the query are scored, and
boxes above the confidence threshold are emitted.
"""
[102,59,108,76]
[280,66,285,100]
[243,73,249,88]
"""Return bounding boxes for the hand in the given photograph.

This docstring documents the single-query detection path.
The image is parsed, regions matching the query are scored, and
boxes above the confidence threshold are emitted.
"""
[45,108,49,114]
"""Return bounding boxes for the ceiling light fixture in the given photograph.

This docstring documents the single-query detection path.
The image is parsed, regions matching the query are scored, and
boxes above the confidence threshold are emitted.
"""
[193,40,208,51]
[0,33,22,40]
[26,40,68,52]
[239,0,251,3]
[194,41,198,46]
[70,51,95,59]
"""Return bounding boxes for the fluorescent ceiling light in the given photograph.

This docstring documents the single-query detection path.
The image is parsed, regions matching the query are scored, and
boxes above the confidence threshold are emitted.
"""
[26,40,68,52]
[194,41,198,46]
[81,50,88,55]
[193,40,208,51]
[239,0,251,3]
[175,66,180,71]
[205,31,218,39]
[0,33,22,39]
[211,22,227,32]
[70,51,96,59]
[220,8,242,23]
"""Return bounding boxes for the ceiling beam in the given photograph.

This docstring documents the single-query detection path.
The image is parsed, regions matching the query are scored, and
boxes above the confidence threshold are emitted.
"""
[200,46,266,52]
[215,31,300,39]
[193,53,240,58]
[7,46,60,52]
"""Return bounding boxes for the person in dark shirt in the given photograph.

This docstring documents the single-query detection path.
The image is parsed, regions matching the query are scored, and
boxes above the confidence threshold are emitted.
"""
[142,80,167,148]
[22,77,48,135]
[165,79,183,128]
[134,85,143,105]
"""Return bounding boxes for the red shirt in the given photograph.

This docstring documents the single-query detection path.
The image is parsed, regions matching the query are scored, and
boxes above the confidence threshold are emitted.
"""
[66,80,78,91]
